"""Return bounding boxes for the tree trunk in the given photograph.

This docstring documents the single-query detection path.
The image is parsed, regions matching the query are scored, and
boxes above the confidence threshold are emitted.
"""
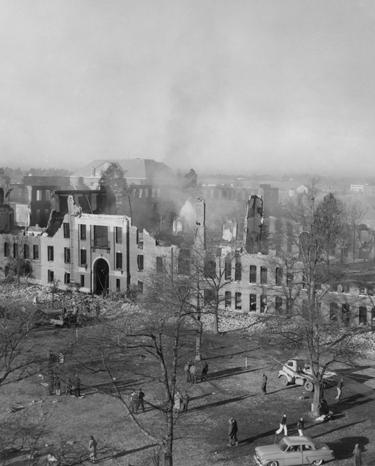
[213,306,219,334]
[163,410,173,466]
[195,322,202,361]
[311,382,322,417]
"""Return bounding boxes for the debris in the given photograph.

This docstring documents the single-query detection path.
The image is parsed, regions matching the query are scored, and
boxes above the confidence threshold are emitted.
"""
[8,404,25,413]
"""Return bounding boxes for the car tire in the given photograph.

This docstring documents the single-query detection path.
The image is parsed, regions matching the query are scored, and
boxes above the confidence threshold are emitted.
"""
[304,380,314,392]
[311,460,323,465]
[267,462,279,466]
[279,375,289,386]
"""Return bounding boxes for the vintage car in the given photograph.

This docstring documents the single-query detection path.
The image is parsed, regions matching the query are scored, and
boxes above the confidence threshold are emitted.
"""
[253,436,334,466]
[278,359,337,392]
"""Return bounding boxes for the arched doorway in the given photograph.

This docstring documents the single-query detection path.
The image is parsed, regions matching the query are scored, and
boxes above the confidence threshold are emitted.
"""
[93,258,109,295]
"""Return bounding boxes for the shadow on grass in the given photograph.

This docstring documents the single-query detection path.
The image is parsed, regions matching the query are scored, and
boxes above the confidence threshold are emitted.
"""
[204,366,262,382]
[205,347,260,360]
[190,394,254,412]
[327,435,369,461]
[107,443,159,460]
[313,419,367,439]
[333,393,375,414]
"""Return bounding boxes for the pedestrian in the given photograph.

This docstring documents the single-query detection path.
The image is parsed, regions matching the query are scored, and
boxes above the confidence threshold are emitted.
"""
[261,373,268,395]
[275,414,288,436]
[130,390,138,413]
[88,435,97,463]
[174,391,181,414]
[74,374,81,397]
[181,391,190,412]
[66,377,73,396]
[227,418,239,447]
[201,361,209,382]
[184,361,191,383]
[353,443,362,466]
[55,375,61,396]
[297,417,304,436]
[189,363,197,384]
[137,388,145,412]
[335,377,344,400]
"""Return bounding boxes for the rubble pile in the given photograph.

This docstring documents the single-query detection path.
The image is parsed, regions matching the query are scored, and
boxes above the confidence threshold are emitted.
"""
[202,311,266,334]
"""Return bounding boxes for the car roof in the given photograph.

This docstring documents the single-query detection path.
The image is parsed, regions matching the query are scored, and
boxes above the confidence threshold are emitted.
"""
[283,436,313,445]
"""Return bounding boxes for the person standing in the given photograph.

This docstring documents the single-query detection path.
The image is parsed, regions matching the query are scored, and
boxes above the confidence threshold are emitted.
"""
[181,391,190,412]
[173,391,181,414]
[88,435,97,463]
[297,417,304,436]
[336,377,344,400]
[201,361,209,382]
[261,373,268,395]
[184,361,191,383]
[227,418,239,447]
[275,414,288,436]
[353,443,362,466]
[189,364,197,384]
[137,388,145,412]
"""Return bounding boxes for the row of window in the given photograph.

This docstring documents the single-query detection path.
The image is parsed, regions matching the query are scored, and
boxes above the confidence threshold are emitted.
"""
[4,242,39,260]
[63,223,124,246]
[223,291,274,312]
[224,261,284,285]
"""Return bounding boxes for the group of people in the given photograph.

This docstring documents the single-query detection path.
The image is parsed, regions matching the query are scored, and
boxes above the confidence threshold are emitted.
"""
[184,360,209,384]
[174,390,190,413]
[130,388,145,413]
[48,371,81,397]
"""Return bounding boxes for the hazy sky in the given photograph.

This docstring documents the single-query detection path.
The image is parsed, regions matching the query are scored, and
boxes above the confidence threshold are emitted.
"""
[0,0,375,176]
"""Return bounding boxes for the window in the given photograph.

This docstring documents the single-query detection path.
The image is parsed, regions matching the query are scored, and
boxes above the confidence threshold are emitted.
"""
[116,252,123,270]
[80,274,85,287]
[156,257,164,273]
[80,249,87,266]
[204,257,216,278]
[64,272,70,284]
[235,292,242,310]
[93,225,108,248]
[225,291,231,308]
[178,249,190,275]
[249,265,257,283]
[260,294,267,313]
[137,254,144,271]
[80,224,86,240]
[23,244,29,259]
[224,255,232,280]
[204,289,215,305]
[302,444,312,451]
[116,278,121,292]
[36,190,42,201]
[287,271,293,287]
[47,246,54,261]
[33,245,39,260]
[63,223,70,238]
[342,303,350,326]
[275,267,283,286]
[138,280,144,294]
[64,247,71,264]
[330,302,338,321]
[359,306,367,325]
[115,227,122,244]
[13,243,18,258]
[275,296,283,313]
[250,294,257,312]
[234,257,241,281]
[3,242,9,257]
[260,267,267,284]
[48,270,54,283]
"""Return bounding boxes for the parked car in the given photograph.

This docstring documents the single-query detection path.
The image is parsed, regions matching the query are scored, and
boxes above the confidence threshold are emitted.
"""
[278,359,337,392]
[253,435,334,465]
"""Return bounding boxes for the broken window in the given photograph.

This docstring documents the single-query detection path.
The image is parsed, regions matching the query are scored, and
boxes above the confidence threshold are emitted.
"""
[156,256,164,273]
[275,296,283,313]
[234,256,241,281]
[329,302,338,321]
[80,274,85,287]
[359,306,367,325]
[235,292,242,310]
[225,291,231,308]
[137,254,144,271]
[116,252,123,270]
[115,227,122,244]
[47,246,54,261]
[33,245,39,260]
[80,224,86,240]
[23,244,29,259]
[47,270,54,283]
[275,267,283,286]
[178,249,191,275]
[116,278,121,292]
[13,243,18,258]
[249,294,256,312]
[93,225,108,249]
[204,289,215,305]
[342,303,350,326]
[3,242,9,257]
[249,265,256,283]
[260,266,267,284]
[204,256,216,278]
[63,223,70,238]
[80,249,87,266]
[224,255,232,280]
[64,272,70,284]
[64,247,71,264]
[260,294,267,313]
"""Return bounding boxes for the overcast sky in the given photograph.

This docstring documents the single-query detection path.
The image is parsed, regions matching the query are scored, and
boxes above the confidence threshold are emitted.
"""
[0,0,374,176]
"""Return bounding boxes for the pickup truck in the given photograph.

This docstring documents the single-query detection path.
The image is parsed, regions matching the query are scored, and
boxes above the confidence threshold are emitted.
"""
[278,359,336,392]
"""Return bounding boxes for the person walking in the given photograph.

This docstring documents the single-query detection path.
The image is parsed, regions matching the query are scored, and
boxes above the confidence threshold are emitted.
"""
[353,443,362,466]
[227,418,239,447]
[88,435,97,463]
[181,391,190,412]
[297,417,304,436]
[137,388,145,412]
[275,414,288,436]
[189,364,197,384]
[74,374,81,398]
[130,390,138,413]
[173,391,182,414]
[335,377,344,400]
[184,361,191,383]
[261,373,268,395]
[55,375,61,396]
[201,361,209,382]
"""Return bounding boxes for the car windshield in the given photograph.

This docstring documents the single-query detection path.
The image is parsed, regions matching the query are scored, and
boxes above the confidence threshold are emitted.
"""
[279,439,289,452]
